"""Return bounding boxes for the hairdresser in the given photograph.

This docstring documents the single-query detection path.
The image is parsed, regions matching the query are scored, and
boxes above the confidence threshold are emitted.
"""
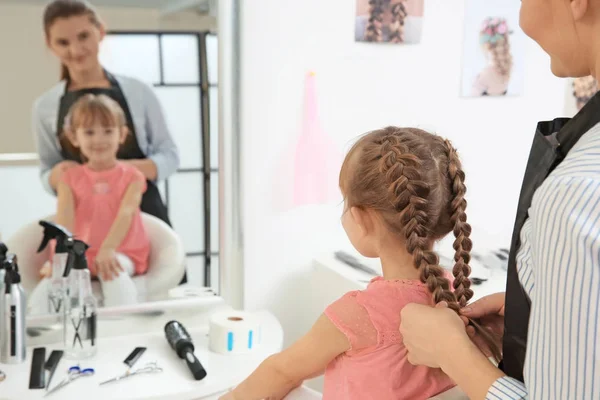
[32,0,178,225]
[400,1,600,399]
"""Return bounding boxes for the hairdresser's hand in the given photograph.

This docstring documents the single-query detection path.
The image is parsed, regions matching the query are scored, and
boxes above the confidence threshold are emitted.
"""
[400,301,469,369]
[40,261,52,279]
[95,247,123,281]
[50,161,78,190]
[461,292,505,357]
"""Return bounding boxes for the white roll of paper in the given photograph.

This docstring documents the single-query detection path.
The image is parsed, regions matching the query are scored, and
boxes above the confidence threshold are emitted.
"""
[209,311,262,355]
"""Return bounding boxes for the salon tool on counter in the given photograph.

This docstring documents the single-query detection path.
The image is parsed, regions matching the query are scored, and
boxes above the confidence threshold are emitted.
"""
[165,320,207,381]
[0,369,5,382]
[63,239,97,360]
[37,221,74,315]
[1,254,26,364]
[0,243,7,358]
[44,350,64,391]
[334,251,379,276]
[45,365,95,397]
[209,311,261,355]
[29,347,47,389]
[99,362,163,385]
[97,347,148,385]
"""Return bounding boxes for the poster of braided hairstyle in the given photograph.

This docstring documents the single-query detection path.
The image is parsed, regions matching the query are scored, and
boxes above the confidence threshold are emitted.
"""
[460,1,524,97]
[572,76,599,111]
[355,0,423,44]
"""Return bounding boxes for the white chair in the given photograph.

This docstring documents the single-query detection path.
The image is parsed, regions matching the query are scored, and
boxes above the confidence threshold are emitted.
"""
[5,213,186,304]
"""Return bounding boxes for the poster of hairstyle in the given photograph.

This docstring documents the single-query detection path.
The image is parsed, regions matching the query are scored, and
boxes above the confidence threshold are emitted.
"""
[572,76,598,111]
[355,0,424,44]
[461,0,525,97]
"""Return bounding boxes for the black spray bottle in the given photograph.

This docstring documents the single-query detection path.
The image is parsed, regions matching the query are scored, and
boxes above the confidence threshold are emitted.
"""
[63,239,97,359]
[0,254,26,364]
[37,221,73,315]
[0,243,8,359]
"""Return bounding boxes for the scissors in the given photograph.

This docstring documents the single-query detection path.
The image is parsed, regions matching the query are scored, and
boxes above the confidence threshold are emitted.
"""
[45,365,95,397]
[99,362,163,385]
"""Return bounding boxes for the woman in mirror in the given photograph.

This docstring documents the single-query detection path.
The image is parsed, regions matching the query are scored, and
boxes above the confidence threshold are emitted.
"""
[32,0,179,226]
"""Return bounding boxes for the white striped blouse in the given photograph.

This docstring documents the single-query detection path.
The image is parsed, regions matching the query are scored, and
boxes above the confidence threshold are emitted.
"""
[486,122,600,399]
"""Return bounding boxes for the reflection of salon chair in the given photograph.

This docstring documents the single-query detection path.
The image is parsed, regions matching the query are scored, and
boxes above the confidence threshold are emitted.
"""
[5,213,185,304]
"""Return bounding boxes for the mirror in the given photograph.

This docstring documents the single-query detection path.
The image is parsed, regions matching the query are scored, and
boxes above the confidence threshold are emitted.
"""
[0,0,223,318]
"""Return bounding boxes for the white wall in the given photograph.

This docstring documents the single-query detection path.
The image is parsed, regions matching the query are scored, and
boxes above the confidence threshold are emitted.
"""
[239,0,569,345]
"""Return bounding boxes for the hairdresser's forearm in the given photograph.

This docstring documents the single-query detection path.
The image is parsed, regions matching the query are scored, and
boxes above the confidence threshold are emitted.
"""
[231,355,301,400]
[124,159,157,181]
[439,336,505,400]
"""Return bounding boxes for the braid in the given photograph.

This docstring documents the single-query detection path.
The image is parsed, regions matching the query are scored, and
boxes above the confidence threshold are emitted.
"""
[489,39,513,77]
[379,136,459,311]
[365,0,385,42]
[443,139,473,308]
[388,1,407,43]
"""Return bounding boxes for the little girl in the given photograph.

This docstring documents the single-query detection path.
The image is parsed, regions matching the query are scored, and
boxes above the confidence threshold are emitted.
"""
[33,94,150,309]
[220,127,497,399]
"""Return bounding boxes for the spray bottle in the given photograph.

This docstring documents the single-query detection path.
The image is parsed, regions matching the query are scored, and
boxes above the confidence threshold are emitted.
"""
[0,243,7,358]
[37,221,73,315]
[63,239,97,360]
[0,254,26,364]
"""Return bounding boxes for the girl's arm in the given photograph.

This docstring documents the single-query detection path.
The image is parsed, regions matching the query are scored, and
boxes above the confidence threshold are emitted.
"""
[224,313,351,400]
[99,180,144,252]
[55,181,75,232]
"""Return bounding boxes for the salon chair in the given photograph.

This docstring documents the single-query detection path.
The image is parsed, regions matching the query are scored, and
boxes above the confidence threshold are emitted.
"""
[5,212,186,304]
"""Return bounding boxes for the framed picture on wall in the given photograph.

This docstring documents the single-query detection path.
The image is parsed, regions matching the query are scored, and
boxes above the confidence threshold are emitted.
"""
[354,0,424,44]
[460,0,525,97]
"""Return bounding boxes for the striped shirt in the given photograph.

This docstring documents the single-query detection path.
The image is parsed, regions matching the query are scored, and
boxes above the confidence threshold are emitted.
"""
[486,122,600,399]
[32,74,180,194]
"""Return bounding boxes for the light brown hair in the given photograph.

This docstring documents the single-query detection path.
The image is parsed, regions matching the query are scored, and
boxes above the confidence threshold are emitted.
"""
[43,0,103,81]
[480,18,513,78]
[364,0,408,43]
[340,126,501,361]
[62,94,126,161]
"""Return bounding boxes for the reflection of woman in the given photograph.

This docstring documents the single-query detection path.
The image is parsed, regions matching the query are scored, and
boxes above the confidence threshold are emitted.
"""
[401,1,600,399]
[471,17,513,96]
[32,0,179,225]
[573,75,598,110]
[355,0,423,44]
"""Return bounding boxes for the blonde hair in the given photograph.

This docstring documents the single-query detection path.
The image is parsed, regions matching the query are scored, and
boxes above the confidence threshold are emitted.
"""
[480,17,513,77]
[340,126,501,362]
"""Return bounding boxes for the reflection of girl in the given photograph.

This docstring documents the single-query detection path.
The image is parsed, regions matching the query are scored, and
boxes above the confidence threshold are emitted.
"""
[573,76,598,110]
[471,17,513,96]
[355,0,422,44]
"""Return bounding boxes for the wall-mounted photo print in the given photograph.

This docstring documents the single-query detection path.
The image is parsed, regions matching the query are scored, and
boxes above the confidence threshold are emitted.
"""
[461,0,525,97]
[355,0,424,44]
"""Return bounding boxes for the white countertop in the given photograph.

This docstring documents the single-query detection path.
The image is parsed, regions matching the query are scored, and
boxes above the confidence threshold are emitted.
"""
[0,305,284,400]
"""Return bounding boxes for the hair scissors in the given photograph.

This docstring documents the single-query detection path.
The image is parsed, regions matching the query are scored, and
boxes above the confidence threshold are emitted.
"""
[99,362,163,386]
[45,365,95,397]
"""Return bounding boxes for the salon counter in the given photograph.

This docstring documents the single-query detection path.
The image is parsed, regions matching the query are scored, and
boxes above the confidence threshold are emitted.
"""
[0,299,285,400]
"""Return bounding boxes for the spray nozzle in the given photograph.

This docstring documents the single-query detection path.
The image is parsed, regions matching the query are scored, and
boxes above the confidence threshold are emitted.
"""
[0,242,7,267]
[64,239,90,278]
[3,253,20,287]
[37,221,73,254]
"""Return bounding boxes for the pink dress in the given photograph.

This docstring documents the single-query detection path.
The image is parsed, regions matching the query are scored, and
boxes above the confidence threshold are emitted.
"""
[323,277,456,399]
[60,162,150,276]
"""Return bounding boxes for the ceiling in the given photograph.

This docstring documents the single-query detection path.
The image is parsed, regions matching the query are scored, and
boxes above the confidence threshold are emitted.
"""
[0,0,212,14]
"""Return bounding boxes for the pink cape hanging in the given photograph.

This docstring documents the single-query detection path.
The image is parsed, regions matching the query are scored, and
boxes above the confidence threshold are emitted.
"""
[274,72,342,211]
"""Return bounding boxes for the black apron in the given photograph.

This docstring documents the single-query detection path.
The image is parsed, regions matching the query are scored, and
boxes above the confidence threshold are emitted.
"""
[56,70,171,226]
[501,92,600,381]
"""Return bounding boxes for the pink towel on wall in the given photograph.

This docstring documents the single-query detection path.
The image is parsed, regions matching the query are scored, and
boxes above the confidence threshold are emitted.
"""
[275,72,342,211]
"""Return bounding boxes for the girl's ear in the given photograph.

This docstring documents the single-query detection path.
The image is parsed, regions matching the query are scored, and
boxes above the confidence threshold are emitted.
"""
[350,206,375,236]
[119,126,129,144]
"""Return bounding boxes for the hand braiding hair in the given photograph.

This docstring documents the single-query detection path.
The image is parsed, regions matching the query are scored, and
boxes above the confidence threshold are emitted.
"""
[365,0,385,42]
[388,1,408,43]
